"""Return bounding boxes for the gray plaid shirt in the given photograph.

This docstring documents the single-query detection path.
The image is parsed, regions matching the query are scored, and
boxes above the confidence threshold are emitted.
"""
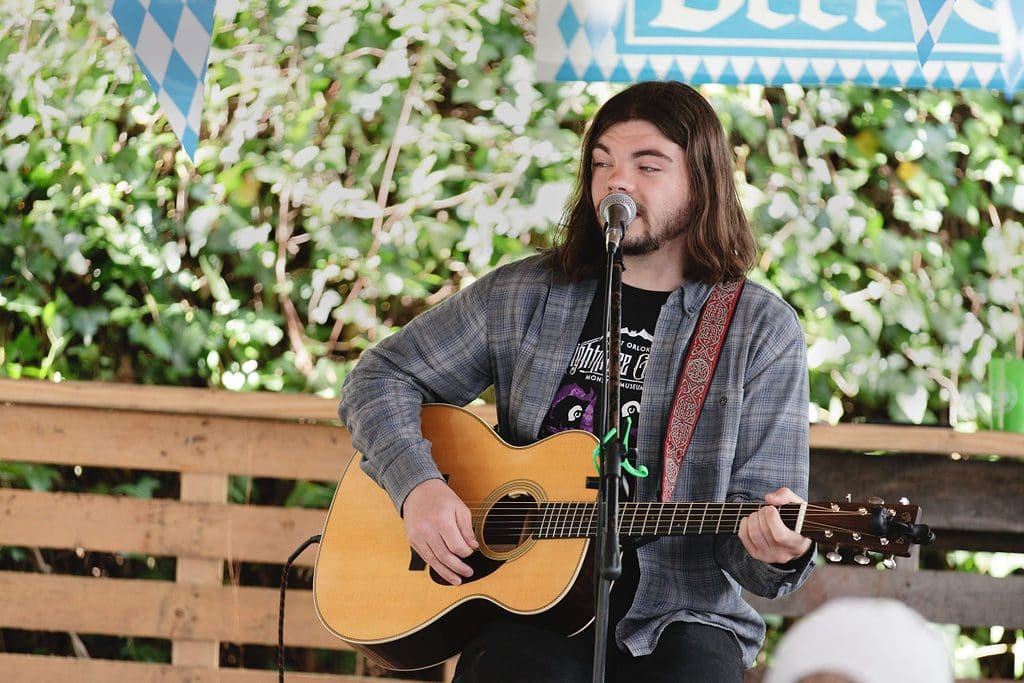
[338,254,813,666]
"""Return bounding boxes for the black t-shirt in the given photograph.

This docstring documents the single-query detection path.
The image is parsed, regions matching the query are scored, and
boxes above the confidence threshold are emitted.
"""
[538,283,670,636]
[539,283,669,446]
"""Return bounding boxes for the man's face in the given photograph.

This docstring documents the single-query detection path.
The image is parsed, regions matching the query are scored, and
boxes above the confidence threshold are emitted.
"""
[590,119,692,256]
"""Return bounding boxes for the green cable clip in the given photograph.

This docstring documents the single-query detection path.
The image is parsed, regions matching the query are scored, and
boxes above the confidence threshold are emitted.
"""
[620,416,649,478]
[622,458,649,478]
[590,420,649,478]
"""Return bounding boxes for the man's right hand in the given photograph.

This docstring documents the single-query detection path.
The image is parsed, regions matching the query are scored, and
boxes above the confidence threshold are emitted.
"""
[401,478,479,585]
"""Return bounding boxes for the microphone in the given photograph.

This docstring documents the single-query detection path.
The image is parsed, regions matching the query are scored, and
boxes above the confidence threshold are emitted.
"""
[598,192,637,252]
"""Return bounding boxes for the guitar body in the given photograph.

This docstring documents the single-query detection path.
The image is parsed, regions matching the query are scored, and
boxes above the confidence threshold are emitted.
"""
[313,404,601,671]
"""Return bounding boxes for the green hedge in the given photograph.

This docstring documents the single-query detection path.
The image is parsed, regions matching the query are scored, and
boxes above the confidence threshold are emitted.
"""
[3,0,1023,429]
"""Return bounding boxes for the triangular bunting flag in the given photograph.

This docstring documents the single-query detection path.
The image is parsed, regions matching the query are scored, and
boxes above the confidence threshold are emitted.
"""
[108,0,215,163]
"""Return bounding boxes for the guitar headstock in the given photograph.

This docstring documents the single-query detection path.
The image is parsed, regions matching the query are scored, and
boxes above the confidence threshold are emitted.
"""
[802,498,935,567]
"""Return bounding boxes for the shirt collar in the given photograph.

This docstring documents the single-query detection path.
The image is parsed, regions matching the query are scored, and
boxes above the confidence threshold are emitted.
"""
[678,279,715,316]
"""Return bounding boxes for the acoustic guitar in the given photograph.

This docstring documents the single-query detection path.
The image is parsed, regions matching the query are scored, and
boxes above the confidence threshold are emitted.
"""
[313,404,932,671]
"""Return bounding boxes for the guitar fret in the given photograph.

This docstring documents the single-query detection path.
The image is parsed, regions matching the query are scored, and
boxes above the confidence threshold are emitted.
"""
[699,502,709,533]
[537,503,550,539]
[571,501,584,538]
[714,503,722,533]
[551,502,564,539]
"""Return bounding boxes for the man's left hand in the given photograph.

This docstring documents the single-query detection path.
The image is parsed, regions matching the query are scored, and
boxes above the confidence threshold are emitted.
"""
[738,486,812,565]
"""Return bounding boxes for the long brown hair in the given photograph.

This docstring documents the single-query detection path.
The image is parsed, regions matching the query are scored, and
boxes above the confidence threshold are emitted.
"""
[550,81,755,284]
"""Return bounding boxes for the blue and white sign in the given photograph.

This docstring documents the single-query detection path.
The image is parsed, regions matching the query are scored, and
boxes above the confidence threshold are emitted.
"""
[536,0,1019,92]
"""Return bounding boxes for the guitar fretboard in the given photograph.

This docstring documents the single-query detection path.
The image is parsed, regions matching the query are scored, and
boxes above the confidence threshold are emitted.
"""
[527,502,805,539]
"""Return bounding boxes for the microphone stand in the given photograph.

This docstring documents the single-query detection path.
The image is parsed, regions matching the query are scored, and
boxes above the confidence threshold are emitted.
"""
[591,226,625,683]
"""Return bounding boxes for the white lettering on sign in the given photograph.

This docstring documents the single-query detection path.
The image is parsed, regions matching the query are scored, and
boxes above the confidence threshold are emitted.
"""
[649,0,744,32]
[954,0,997,32]
[649,0,886,32]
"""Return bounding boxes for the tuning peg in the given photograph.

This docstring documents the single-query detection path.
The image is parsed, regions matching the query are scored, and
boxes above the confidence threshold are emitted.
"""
[898,497,910,505]
[853,551,871,565]
[826,546,842,563]
[867,496,885,505]
[882,555,897,570]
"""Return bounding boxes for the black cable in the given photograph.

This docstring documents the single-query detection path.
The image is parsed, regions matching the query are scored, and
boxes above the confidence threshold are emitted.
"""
[279,534,322,683]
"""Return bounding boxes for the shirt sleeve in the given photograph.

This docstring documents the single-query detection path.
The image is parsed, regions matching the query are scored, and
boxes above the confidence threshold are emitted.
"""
[713,304,815,597]
[337,270,499,512]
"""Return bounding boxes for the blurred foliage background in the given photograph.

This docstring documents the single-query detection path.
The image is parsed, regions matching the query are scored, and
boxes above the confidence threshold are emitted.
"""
[1,0,1022,678]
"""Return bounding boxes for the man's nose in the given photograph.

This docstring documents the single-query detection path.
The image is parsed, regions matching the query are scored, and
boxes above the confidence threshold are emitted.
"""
[606,167,636,194]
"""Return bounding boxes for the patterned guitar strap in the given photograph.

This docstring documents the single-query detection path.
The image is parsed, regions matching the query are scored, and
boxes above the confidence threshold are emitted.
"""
[660,278,746,502]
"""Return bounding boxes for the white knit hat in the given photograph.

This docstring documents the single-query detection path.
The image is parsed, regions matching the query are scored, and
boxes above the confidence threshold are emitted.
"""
[763,598,953,683]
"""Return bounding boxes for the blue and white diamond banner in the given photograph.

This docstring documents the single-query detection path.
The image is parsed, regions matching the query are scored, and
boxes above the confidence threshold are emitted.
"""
[908,0,958,65]
[996,0,1024,93]
[536,0,1018,93]
[108,0,215,162]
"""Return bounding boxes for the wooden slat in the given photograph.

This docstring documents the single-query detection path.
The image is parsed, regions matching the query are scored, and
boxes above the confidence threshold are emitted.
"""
[0,399,499,481]
[744,565,1024,628]
[0,377,500,425]
[0,403,349,480]
[0,572,342,649]
[0,653,420,683]
[0,489,327,566]
[174,472,229,667]
[4,567,1019,655]
[809,451,1024,538]
[810,422,1024,459]
[5,377,1023,459]
[744,667,1014,683]
[0,378,343,422]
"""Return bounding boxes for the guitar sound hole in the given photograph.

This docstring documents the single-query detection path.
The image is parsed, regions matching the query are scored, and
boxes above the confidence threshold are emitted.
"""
[427,492,539,587]
[482,492,538,551]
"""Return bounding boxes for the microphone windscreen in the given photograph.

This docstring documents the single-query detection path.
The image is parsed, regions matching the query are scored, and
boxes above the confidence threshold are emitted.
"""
[599,192,637,226]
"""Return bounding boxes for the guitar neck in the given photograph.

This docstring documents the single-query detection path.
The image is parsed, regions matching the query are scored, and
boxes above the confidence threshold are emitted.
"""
[532,502,805,539]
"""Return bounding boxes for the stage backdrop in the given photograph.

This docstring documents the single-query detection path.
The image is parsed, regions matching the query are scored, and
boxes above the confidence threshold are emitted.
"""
[535,0,1023,93]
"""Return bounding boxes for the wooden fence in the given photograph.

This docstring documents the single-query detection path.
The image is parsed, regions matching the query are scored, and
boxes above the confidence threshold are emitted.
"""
[1,377,1022,681]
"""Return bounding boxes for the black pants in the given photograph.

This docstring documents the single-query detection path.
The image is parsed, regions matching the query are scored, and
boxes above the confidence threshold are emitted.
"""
[452,619,744,683]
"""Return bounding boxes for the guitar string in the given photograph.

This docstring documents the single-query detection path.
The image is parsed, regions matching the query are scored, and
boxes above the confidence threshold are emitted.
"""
[450,502,896,543]
[469,523,897,544]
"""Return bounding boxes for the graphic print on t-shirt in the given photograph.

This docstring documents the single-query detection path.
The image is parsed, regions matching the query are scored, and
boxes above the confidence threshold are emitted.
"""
[540,285,669,444]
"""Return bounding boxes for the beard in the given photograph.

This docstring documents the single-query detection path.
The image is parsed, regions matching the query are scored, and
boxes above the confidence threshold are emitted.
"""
[620,201,691,256]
